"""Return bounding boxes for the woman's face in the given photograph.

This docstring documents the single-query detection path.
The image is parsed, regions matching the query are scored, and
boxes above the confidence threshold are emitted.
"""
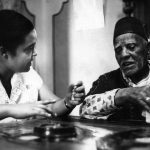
[7,29,37,73]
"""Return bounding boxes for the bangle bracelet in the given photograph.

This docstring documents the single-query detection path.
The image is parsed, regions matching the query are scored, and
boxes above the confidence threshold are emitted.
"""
[64,99,73,109]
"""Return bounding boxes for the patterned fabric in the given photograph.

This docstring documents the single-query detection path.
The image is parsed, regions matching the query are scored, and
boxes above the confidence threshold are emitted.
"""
[80,68,150,120]
[0,67,43,123]
[80,89,119,119]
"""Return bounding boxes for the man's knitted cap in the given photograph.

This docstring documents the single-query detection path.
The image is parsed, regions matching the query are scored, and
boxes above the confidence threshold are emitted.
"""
[113,17,148,42]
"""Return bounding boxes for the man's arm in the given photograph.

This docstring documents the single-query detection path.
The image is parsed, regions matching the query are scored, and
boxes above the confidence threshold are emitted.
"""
[80,86,150,119]
[80,70,123,118]
[80,89,120,119]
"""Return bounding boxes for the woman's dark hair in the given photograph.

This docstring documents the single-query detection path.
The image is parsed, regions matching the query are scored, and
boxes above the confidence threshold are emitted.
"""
[0,9,34,55]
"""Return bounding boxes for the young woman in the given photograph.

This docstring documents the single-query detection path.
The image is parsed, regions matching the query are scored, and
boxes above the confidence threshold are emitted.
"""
[0,10,85,121]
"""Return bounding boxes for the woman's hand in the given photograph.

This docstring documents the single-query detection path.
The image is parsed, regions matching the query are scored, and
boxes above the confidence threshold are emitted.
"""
[64,81,85,109]
[7,100,56,119]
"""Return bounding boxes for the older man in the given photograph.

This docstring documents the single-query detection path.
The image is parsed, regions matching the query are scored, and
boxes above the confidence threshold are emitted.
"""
[80,17,150,121]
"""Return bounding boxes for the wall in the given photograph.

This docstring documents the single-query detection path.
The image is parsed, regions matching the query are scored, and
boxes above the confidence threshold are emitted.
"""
[54,0,125,115]
[54,0,125,96]
[22,0,125,115]
[25,0,67,91]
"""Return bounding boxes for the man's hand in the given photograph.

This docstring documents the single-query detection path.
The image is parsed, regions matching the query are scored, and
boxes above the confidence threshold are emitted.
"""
[7,100,56,119]
[115,86,150,112]
[64,81,85,108]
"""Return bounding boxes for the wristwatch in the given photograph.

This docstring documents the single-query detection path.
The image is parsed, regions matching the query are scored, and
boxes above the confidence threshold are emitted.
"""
[64,99,74,109]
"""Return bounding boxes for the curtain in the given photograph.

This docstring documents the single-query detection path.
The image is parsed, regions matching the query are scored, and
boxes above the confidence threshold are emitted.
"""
[71,0,104,30]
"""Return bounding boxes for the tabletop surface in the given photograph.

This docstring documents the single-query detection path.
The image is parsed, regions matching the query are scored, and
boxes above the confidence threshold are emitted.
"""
[0,116,150,150]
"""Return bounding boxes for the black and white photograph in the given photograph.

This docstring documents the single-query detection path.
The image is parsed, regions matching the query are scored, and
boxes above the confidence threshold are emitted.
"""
[0,0,150,150]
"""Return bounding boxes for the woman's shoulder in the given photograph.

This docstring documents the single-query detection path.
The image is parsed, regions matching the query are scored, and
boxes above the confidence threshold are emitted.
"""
[14,67,43,89]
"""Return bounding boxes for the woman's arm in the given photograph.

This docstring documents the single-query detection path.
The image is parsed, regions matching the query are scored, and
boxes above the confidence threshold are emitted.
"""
[0,100,55,119]
[38,81,85,116]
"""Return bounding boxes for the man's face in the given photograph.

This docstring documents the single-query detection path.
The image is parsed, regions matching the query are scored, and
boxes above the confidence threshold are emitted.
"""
[7,29,37,73]
[114,33,148,77]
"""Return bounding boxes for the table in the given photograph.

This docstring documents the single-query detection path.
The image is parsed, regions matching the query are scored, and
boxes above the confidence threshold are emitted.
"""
[0,116,150,150]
